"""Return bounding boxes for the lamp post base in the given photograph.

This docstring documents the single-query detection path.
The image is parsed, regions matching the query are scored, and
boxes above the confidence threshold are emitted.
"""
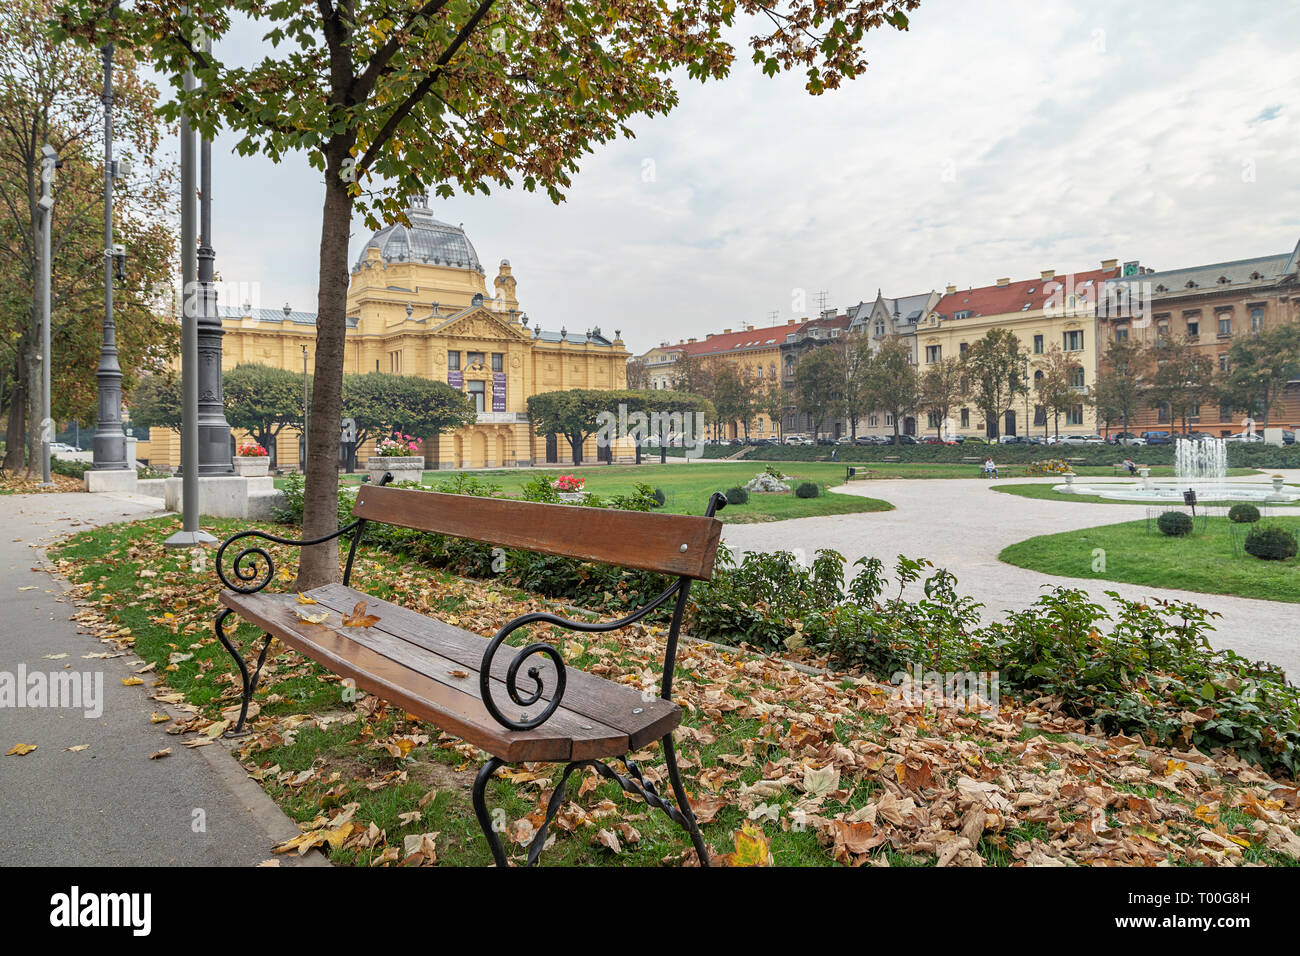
[163,529,218,549]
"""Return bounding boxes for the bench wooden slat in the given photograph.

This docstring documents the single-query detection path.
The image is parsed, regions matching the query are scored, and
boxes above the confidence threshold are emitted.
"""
[220,591,666,762]
[351,485,723,579]
[307,584,680,750]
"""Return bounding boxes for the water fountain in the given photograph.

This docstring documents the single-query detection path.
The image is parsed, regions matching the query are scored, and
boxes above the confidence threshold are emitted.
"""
[1054,437,1298,502]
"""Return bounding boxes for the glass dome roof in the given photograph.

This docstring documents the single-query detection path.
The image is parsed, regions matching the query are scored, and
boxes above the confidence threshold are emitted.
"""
[354,199,483,273]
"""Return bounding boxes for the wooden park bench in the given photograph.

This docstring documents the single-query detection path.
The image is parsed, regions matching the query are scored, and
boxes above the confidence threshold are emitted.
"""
[881,455,902,463]
[213,474,725,866]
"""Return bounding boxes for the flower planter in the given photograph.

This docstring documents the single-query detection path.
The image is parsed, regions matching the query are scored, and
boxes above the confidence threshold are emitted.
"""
[232,455,270,478]
[367,456,424,486]
[1273,476,1286,494]
[556,491,588,503]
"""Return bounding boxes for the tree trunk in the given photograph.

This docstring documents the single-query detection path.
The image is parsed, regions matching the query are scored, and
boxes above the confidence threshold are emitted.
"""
[295,138,355,589]
[23,319,42,479]
[3,356,27,472]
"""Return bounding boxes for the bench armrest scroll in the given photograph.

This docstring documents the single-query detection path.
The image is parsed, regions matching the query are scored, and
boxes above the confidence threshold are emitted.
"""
[216,519,365,593]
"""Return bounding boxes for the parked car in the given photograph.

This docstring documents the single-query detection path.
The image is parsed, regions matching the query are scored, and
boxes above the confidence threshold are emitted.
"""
[1224,431,1264,443]
[1185,431,1217,441]
[959,436,988,445]
[1140,431,1173,445]
[889,434,919,445]
[1284,430,1296,445]
[1110,432,1146,446]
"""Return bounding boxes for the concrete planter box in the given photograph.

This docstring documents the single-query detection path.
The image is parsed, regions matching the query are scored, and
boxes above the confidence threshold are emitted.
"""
[367,456,424,485]
[233,456,270,478]
[556,491,588,503]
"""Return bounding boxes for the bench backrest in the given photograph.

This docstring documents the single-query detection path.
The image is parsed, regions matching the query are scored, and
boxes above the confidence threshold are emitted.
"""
[351,484,724,579]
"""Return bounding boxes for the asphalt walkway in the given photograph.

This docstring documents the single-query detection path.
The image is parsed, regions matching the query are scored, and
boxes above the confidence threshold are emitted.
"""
[0,491,318,866]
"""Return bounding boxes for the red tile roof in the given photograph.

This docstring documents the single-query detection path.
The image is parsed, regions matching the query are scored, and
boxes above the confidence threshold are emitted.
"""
[672,315,851,358]
[935,266,1120,319]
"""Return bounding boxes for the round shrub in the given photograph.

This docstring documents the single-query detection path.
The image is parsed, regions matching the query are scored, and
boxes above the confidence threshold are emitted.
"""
[1157,511,1194,537]
[651,487,666,508]
[1244,525,1298,561]
[794,481,820,499]
[723,485,749,505]
[1228,503,1260,524]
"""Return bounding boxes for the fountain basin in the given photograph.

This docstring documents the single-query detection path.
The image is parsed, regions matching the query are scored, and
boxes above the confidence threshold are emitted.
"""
[1054,479,1299,502]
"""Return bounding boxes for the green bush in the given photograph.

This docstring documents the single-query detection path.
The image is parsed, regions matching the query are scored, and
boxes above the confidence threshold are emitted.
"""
[651,487,666,508]
[794,481,820,498]
[1244,525,1298,561]
[1157,511,1194,536]
[50,458,90,479]
[1228,503,1261,524]
[723,485,748,505]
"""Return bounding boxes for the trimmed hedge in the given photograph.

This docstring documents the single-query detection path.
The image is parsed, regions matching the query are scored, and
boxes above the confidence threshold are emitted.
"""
[1228,503,1261,524]
[1244,525,1298,561]
[794,481,820,498]
[723,485,749,505]
[1157,511,1194,537]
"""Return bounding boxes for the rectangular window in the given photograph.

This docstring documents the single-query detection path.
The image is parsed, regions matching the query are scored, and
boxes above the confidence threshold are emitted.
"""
[867,414,878,427]
[448,351,461,370]
[1218,316,1232,337]
[1157,321,1169,343]
[953,310,971,320]
[960,408,970,428]
[1033,334,1044,354]
[468,351,485,367]
[1070,367,1085,388]
[959,341,969,355]
[1250,306,1264,332]
[1066,404,1084,426]
[1189,404,1200,423]
[1218,354,1229,372]
[466,380,486,413]
[491,352,503,372]
[1114,326,1128,343]
[885,413,894,426]
[927,411,942,428]
[1157,403,1170,424]
[925,345,941,363]
[1186,320,1198,338]
[1220,401,1233,421]
[1063,330,1084,352]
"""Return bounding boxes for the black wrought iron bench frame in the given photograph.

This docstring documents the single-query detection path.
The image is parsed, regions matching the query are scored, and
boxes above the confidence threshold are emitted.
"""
[212,473,725,866]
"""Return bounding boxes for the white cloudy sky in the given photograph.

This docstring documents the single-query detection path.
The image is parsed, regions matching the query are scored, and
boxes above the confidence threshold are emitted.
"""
[194,0,1300,355]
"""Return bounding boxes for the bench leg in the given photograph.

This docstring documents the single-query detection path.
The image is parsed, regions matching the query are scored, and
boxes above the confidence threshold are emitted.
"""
[661,734,711,867]
[214,608,273,737]
[472,756,509,867]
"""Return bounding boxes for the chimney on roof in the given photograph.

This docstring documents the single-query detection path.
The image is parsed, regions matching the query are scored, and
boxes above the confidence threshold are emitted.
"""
[723,328,732,334]
[687,337,696,343]
[746,324,755,331]
[706,333,714,340]
[996,277,1011,287]
[945,284,957,295]
[1101,258,1118,270]
[1040,269,1055,281]
[786,318,795,325]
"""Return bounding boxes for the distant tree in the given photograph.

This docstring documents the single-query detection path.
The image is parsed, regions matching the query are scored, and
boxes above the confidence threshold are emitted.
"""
[866,337,919,444]
[837,331,875,439]
[1146,337,1217,435]
[527,387,710,464]
[712,363,760,440]
[794,347,842,439]
[759,379,789,442]
[223,363,306,467]
[624,356,649,391]
[1220,323,1300,432]
[918,355,965,441]
[127,375,183,433]
[670,352,716,400]
[962,328,1028,439]
[342,372,475,453]
[1032,345,1082,438]
[1092,338,1148,437]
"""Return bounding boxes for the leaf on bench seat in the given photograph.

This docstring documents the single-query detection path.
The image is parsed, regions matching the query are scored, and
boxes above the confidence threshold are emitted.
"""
[296,609,329,625]
[342,600,381,628]
[296,593,317,604]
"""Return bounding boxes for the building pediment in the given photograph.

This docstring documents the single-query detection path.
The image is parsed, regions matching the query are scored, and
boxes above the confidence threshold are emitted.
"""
[433,307,528,342]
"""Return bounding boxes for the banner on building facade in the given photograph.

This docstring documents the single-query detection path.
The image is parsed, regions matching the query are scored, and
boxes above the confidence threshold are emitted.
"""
[448,370,463,390]
[492,372,506,412]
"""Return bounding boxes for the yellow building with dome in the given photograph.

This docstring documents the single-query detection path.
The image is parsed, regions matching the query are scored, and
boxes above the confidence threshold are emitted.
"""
[136,199,631,470]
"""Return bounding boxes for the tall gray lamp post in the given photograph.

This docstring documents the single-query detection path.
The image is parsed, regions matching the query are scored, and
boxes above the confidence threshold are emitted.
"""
[92,35,129,474]
[37,146,57,487]
[196,106,233,475]
[164,42,215,549]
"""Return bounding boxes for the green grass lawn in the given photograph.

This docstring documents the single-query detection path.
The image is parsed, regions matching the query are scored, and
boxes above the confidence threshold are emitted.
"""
[279,461,893,523]
[992,473,1291,506]
[999,515,1300,602]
